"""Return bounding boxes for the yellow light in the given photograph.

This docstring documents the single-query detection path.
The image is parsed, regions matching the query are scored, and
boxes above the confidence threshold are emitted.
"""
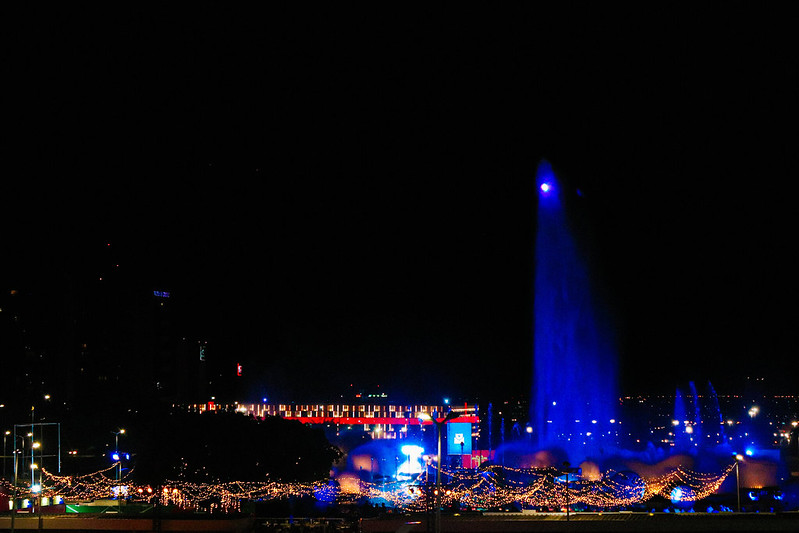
[37,458,738,513]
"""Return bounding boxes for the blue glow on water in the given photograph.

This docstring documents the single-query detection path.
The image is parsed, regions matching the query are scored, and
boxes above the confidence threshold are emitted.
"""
[314,480,338,507]
[609,471,646,500]
[532,160,617,460]
[670,485,695,504]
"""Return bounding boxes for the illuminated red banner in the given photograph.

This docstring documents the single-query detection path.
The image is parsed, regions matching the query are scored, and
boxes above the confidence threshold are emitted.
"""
[280,416,479,425]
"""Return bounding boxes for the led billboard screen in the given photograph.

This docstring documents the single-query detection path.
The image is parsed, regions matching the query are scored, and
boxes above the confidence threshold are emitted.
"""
[446,422,472,455]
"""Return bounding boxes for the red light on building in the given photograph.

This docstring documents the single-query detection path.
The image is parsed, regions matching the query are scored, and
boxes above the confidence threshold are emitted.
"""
[236,363,242,376]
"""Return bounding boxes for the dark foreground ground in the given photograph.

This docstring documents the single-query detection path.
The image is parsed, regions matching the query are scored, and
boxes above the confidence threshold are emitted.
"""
[0,514,254,532]
[3,512,799,532]
[360,512,799,533]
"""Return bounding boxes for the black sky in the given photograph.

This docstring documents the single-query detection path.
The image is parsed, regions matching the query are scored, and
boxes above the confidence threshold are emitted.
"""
[3,4,798,400]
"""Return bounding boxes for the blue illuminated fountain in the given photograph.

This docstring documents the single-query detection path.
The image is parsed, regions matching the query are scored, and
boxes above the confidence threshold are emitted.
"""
[706,381,726,444]
[672,380,731,451]
[531,160,618,461]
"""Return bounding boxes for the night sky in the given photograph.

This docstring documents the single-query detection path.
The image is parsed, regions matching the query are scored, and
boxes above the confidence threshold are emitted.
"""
[4,5,798,402]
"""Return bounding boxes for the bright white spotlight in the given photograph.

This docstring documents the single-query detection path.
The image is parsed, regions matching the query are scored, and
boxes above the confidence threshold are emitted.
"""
[401,445,424,457]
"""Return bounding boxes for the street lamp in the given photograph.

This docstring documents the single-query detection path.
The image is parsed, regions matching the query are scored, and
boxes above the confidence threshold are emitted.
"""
[10,434,28,533]
[30,460,42,528]
[562,461,580,521]
[3,430,10,478]
[422,454,432,532]
[31,441,41,489]
[735,453,744,512]
[113,429,126,512]
[419,410,460,533]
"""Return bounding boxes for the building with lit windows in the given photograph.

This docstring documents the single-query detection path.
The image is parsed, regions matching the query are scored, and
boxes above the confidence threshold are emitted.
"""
[192,401,478,438]
[186,401,489,467]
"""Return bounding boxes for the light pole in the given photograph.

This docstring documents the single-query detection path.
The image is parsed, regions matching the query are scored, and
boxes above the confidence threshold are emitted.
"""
[423,455,431,533]
[113,429,126,512]
[31,439,41,519]
[563,462,570,521]
[31,441,42,530]
[10,434,25,533]
[419,410,459,533]
[560,461,581,521]
[734,453,743,513]
[435,417,443,533]
[3,430,9,478]
[31,440,41,488]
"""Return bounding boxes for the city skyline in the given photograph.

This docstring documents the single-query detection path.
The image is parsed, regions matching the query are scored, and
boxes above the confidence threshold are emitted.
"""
[3,5,798,405]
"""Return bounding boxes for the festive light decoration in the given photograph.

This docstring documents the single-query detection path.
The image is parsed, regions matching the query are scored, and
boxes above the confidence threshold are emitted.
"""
[11,461,735,514]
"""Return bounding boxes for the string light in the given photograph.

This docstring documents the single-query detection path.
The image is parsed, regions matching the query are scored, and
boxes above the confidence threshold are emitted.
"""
[15,462,736,513]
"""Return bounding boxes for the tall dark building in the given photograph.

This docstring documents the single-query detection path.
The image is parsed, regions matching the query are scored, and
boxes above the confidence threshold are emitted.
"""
[1,240,207,424]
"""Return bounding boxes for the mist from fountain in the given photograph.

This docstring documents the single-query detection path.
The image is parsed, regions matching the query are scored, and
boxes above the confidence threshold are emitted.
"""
[531,160,618,462]
[707,381,726,443]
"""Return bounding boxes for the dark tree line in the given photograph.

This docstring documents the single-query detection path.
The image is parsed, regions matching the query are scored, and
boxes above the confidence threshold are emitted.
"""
[123,410,342,485]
